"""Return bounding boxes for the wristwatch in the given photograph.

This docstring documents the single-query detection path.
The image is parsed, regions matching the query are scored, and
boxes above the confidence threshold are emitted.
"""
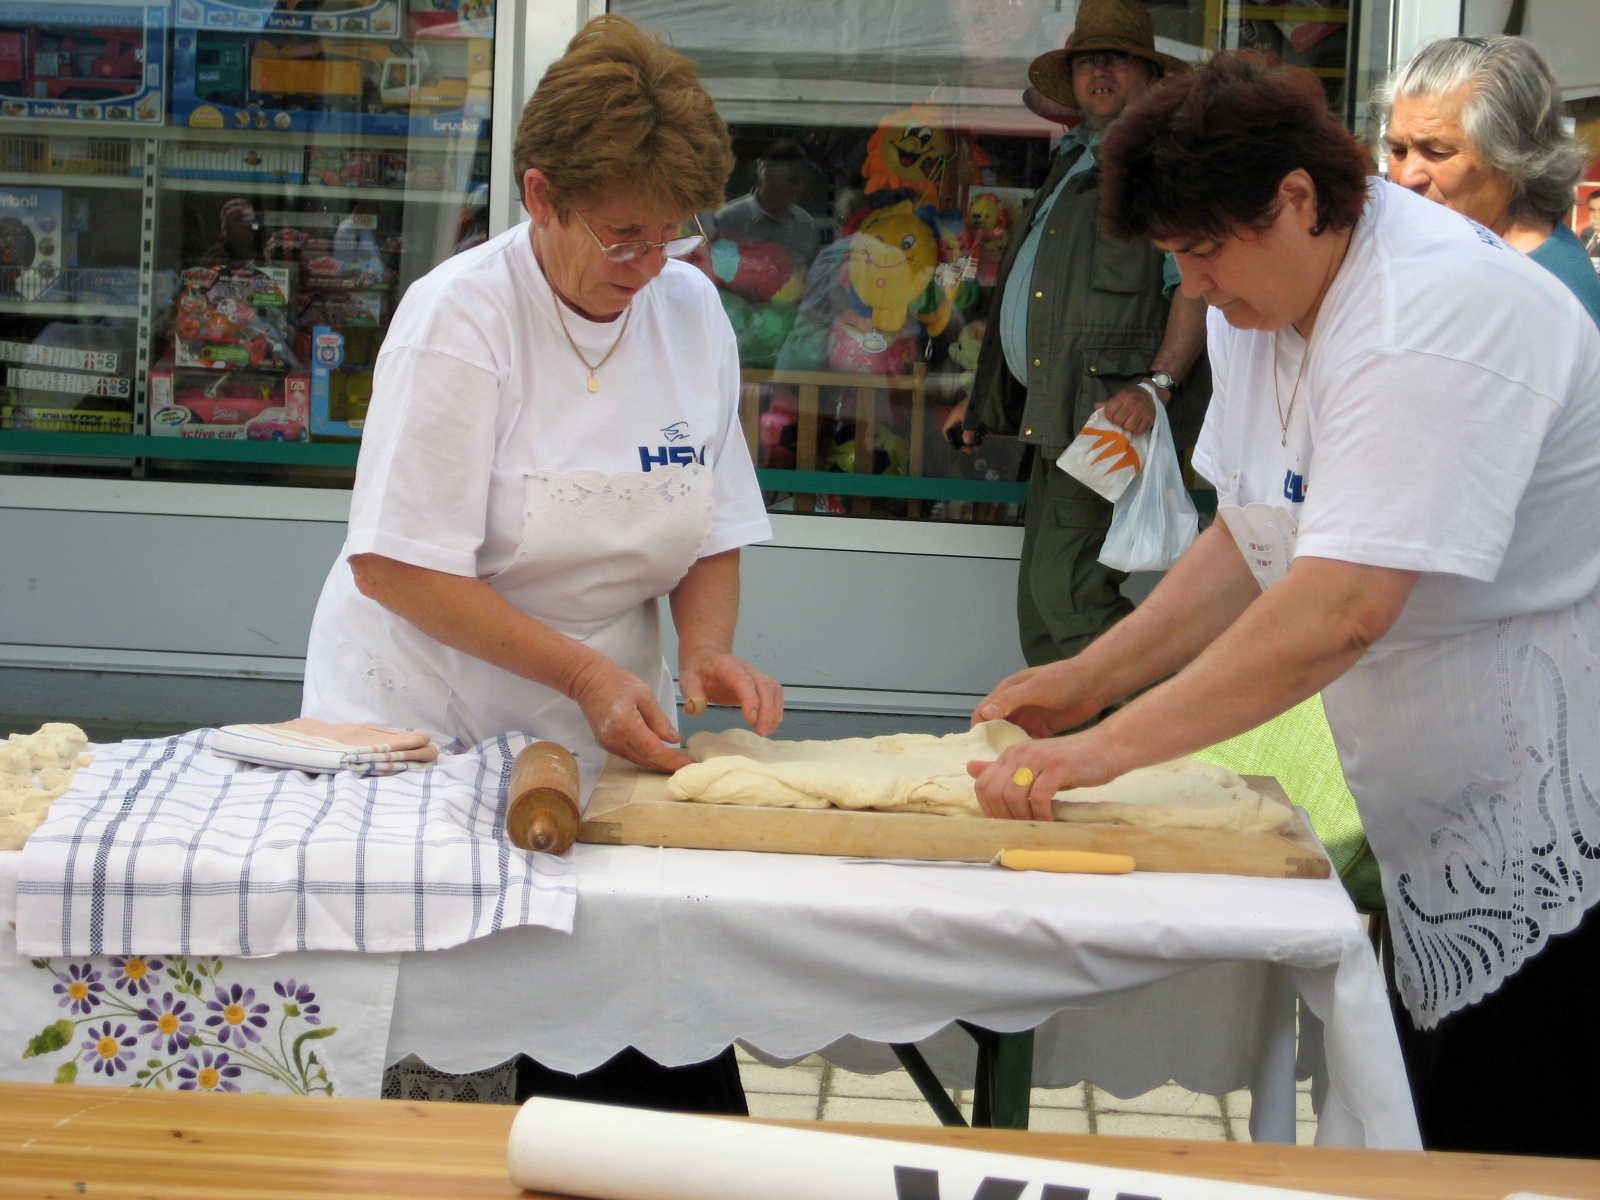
[1146,370,1175,391]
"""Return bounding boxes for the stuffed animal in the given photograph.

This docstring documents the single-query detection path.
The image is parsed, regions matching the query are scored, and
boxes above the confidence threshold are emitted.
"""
[862,104,989,210]
[845,199,941,334]
[948,317,985,373]
[690,237,802,305]
[963,192,1010,289]
[826,317,919,375]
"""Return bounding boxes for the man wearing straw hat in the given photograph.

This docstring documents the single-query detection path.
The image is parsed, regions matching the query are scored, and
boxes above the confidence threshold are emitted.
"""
[959,0,1209,675]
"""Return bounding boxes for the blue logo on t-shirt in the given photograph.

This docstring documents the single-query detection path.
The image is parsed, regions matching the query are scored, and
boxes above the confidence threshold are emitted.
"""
[640,444,706,470]
[1283,468,1307,504]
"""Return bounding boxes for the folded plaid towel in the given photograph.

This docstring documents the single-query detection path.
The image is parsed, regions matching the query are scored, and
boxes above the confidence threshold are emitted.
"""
[210,720,439,777]
[15,729,575,956]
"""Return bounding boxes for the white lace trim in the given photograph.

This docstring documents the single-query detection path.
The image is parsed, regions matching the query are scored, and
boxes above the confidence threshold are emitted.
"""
[522,464,715,527]
[1384,616,1600,1027]
[339,640,454,741]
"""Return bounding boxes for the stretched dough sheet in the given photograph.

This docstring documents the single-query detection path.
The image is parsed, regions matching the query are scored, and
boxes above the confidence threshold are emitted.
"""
[506,1096,1361,1200]
[670,721,1296,835]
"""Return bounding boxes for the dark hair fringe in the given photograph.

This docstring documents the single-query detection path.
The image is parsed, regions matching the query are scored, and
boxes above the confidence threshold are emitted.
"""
[1099,51,1373,244]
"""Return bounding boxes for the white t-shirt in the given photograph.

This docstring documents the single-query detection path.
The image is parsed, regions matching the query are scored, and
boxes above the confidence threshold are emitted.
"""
[344,221,771,577]
[1194,180,1600,652]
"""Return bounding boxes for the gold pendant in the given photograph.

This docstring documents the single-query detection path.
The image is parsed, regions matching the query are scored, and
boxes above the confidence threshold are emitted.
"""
[587,375,598,393]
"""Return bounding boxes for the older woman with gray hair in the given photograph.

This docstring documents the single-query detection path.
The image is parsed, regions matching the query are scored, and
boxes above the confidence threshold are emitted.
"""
[1377,35,1600,325]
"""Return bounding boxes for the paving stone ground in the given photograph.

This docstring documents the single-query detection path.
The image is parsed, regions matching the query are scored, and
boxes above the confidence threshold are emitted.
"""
[737,1049,1318,1144]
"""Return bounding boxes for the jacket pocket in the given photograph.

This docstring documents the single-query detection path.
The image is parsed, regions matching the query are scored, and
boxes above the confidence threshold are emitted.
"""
[1091,232,1161,294]
[1076,343,1161,432]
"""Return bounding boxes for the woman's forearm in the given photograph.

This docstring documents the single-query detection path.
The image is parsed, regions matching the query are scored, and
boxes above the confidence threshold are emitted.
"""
[349,553,607,699]
[1094,555,1418,774]
[668,548,740,663]
[1075,522,1263,708]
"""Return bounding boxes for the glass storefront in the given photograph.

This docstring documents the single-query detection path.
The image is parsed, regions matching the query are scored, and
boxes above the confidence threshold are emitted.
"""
[0,0,492,490]
[0,1,1597,528]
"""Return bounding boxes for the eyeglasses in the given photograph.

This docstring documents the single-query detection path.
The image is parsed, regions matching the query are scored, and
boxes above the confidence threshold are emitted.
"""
[1071,50,1135,73]
[574,210,706,264]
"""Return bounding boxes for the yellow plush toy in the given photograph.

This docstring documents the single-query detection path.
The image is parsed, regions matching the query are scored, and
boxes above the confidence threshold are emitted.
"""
[862,105,988,210]
[847,200,941,333]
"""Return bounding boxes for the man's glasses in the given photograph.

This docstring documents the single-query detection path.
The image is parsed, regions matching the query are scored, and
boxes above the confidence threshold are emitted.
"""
[575,210,706,264]
[1071,50,1135,73]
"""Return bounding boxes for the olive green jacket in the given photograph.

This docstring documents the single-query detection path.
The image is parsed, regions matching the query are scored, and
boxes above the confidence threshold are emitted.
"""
[965,143,1206,457]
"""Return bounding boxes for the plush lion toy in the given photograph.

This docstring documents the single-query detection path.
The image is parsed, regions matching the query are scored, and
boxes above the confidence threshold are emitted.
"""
[861,105,988,210]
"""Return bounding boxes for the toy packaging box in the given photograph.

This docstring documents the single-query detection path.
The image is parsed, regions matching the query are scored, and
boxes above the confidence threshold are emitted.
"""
[172,29,489,138]
[0,186,66,302]
[172,263,294,370]
[308,326,369,439]
[411,0,493,39]
[0,0,166,125]
[165,141,304,182]
[174,0,401,39]
[150,361,309,439]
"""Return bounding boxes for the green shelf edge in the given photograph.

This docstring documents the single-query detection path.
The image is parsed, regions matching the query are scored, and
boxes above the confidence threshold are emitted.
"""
[0,435,1218,513]
[0,432,360,466]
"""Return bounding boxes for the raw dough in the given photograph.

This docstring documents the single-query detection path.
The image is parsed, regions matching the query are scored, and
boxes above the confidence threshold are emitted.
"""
[670,721,1294,834]
[670,721,1030,816]
[0,723,92,851]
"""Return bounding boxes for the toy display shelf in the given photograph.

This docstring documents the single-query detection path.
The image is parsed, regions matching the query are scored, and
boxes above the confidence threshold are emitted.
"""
[0,170,141,191]
[161,177,473,205]
[0,299,138,318]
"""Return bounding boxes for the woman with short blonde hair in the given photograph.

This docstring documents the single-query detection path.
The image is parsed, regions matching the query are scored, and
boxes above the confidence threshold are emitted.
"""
[301,16,780,1111]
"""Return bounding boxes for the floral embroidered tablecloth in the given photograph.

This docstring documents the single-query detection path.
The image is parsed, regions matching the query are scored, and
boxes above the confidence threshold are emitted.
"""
[0,852,399,1097]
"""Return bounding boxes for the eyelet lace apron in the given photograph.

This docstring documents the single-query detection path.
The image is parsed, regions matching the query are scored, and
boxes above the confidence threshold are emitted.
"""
[304,464,717,801]
[1323,596,1600,1028]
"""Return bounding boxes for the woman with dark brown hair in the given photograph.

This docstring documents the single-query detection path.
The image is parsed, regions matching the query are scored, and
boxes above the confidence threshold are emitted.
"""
[967,53,1600,1156]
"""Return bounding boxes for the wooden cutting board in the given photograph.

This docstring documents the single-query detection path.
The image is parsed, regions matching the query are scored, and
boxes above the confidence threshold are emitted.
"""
[580,756,1331,880]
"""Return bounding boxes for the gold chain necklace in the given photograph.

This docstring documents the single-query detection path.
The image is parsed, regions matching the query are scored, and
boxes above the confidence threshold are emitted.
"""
[553,296,631,393]
[1272,328,1312,448]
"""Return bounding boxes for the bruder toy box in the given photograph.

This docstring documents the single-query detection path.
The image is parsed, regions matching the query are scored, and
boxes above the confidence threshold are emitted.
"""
[0,0,166,125]
[172,0,489,138]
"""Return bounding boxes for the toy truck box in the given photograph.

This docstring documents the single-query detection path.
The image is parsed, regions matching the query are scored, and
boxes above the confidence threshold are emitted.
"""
[174,0,400,39]
[411,0,493,40]
[150,362,309,440]
[173,29,488,138]
[0,1,165,125]
[172,263,294,371]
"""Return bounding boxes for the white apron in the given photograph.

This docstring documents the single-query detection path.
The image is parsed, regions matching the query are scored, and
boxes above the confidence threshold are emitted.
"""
[1217,501,1600,1027]
[303,464,717,801]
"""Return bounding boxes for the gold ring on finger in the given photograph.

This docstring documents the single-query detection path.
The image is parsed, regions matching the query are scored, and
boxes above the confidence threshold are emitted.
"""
[1011,767,1034,788]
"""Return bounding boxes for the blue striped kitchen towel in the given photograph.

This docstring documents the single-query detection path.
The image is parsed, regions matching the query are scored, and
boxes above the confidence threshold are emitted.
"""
[13,729,577,957]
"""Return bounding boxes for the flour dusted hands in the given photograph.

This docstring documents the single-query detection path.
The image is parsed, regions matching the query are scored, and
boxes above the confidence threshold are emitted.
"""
[570,657,693,774]
[967,729,1120,822]
[678,649,783,738]
[971,658,1108,739]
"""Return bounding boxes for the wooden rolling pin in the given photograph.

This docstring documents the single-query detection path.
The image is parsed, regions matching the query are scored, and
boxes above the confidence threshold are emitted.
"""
[505,741,581,855]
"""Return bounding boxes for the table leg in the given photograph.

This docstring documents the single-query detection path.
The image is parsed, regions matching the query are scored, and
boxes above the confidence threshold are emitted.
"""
[1248,966,1299,1145]
[961,1022,1033,1130]
[890,1043,967,1128]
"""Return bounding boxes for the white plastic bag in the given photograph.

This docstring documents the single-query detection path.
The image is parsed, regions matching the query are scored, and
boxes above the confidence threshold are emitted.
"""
[1097,397,1198,573]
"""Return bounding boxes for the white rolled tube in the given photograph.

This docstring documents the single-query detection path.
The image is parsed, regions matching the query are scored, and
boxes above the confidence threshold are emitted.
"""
[507,1097,1362,1200]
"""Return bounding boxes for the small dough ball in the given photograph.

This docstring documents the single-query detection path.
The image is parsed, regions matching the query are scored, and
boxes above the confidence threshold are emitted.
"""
[0,808,45,851]
[0,742,30,779]
[18,722,89,771]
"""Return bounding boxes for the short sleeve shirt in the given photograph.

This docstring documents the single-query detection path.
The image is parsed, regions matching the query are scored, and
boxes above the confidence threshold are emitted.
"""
[1193,180,1600,652]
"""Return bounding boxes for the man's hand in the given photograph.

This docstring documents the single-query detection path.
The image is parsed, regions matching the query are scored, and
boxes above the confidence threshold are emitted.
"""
[680,649,784,737]
[967,727,1120,821]
[570,657,692,774]
[941,398,980,451]
[971,659,1107,738]
[1097,382,1161,436]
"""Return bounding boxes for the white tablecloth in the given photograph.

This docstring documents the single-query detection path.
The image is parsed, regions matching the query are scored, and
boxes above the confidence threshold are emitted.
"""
[384,844,1419,1149]
[1,840,1418,1148]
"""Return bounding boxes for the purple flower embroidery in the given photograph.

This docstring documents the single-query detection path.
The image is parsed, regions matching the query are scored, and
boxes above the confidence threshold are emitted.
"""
[177,1047,241,1092]
[204,982,270,1046]
[137,991,195,1056]
[53,963,104,1015]
[273,979,321,1025]
[80,1021,137,1076]
[108,955,163,996]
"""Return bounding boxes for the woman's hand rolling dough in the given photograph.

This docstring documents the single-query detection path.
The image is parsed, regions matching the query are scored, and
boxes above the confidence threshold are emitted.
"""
[971,659,1107,738]
[967,729,1120,821]
[570,657,693,774]
[679,649,784,737]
